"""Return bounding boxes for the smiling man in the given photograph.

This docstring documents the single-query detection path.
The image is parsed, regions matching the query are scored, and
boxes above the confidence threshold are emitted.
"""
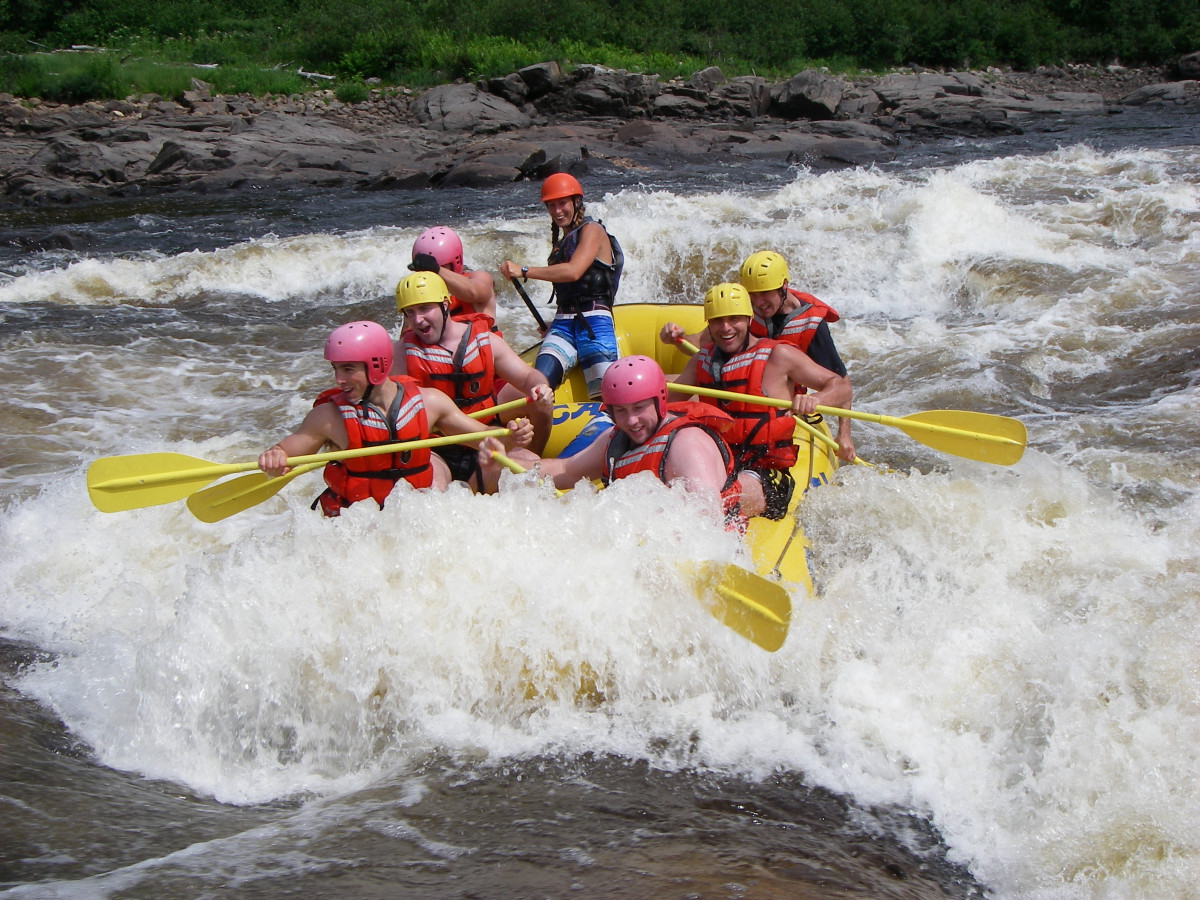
[257,320,534,514]
[668,283,852,519]
[477,355,745,525]
[393,271,554,460]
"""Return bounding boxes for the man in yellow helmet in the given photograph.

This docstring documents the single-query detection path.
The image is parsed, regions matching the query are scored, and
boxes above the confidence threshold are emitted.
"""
[661,250,856,462]
[668,283,852,519]
[393,272,554,471]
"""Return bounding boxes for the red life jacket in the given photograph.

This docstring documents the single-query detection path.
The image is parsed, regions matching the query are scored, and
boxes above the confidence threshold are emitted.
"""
[601,402,745,530]
[446,293,499,334]
[312,376,433,516]
[750,289,840,354]
[401,314,497,419]
[601,402,734,484]
[694,340,798,471]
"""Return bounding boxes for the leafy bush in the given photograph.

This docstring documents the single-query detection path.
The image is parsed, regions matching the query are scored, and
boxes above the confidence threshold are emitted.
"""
[334,79,369,103]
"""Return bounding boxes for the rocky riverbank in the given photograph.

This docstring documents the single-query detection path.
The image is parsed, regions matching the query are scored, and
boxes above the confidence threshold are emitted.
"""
[1,56,1198,207]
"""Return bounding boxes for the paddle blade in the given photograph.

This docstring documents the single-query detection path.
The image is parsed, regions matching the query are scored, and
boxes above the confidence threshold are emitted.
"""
[898,410,1027,465]
[691,562,792,652]
[87,452,229,513]
[186,462,324,523]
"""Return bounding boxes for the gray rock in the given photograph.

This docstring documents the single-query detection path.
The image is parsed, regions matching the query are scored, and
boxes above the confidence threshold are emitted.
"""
[484,73,529,107]
[441,161,520,187]
[519,62,563,99]
[770,71,846,119]
[689,66,727,91]
[652,93,709,117]
[412,83,530,133]
[1122,83,1186,104]
[714,78,771,117]
[1175,51,1200,80]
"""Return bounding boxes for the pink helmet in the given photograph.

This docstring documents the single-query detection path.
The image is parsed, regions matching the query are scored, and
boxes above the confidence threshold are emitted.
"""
[601,355,668,418]
[412,226,464,274]
[324,321,393,385]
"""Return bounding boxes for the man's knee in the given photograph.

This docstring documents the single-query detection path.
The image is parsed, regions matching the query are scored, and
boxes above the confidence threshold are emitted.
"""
[736,471,766,518]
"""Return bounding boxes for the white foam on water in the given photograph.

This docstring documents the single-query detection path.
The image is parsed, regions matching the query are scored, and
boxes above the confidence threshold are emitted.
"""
[3,141,1199,899]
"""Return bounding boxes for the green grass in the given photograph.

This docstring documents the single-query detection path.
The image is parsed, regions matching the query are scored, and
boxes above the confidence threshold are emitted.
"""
[1,0,1196,103]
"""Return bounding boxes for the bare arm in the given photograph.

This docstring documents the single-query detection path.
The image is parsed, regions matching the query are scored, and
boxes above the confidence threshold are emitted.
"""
[768,344,852,416]
[477,430,610,491]
[258,403,345,476]
[422,387,534,449]
[491,336,551,398]
[658,321,710,350]
[441,268,495,309]
[500,222,609,283]
[662,427,731,496]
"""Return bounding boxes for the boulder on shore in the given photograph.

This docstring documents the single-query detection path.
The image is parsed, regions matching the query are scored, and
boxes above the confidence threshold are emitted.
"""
[0,59,1196,207]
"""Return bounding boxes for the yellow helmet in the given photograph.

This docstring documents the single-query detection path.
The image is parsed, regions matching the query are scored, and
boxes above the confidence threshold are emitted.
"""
[738,250,789,293]
[703,282,752,320]
[396,271,450,312]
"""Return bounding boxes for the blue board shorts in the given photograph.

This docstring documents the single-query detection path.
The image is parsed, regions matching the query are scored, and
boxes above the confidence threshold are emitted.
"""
[536,310,619,399]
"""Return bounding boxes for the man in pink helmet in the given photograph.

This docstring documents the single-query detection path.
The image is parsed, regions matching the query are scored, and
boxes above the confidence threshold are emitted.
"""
[477,355,747,525]
[258,320,535,514]
[408,226,498,326]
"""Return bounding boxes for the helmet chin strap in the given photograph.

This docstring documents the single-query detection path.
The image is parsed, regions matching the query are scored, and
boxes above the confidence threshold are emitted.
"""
[436,303,450,344]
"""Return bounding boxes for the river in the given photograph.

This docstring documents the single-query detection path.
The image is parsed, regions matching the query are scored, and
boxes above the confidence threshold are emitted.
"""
[1,106,1197,899]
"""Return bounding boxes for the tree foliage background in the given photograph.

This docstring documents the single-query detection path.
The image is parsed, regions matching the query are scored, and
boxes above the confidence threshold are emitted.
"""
[0,0,1196,100]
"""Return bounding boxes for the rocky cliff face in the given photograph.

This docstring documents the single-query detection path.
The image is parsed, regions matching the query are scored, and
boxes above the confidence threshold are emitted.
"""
[1,58,1197,206]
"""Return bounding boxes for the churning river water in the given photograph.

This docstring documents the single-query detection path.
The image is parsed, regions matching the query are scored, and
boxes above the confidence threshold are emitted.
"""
[1,106,1198,899]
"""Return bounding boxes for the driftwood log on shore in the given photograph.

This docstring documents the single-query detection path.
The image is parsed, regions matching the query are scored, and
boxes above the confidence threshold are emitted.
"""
[1,58,1198,207]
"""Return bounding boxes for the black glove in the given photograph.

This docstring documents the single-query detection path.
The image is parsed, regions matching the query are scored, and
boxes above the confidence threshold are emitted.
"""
[408,253,440,273]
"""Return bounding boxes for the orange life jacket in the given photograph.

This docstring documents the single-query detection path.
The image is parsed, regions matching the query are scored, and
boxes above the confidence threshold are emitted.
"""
[446,293,499,334]
[694,340,798,471]
[750,289,840,354]
[601,402,745,530]
[401,314,497,419]
[312,376,433,516]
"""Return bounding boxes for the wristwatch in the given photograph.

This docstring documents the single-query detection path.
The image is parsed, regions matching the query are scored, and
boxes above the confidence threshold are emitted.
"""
[521,266,529,281]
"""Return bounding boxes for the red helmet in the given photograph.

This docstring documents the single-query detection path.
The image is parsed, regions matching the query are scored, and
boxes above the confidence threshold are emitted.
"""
[540,173,583,203]
[324,321,393,386]
[601,355,667,418]
[412,226,464,274]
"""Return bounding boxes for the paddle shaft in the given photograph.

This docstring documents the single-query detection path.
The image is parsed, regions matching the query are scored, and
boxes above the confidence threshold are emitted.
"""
[510,276,548,330]
[668,383,1022,448]
[93,428,512,493]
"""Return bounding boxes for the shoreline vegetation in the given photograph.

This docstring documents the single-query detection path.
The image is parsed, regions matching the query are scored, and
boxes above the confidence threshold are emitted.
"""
[1,0,1198,106]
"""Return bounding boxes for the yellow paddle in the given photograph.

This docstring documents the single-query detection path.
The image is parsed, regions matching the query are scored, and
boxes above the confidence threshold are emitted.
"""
[676,336,885,469]
[185,462,325,523]
[88,428,513,513]
[790,414,878,469]
[184,398,532,522]
[490,450,792,652]
[668,383,1026,466]
[182,398,533,523]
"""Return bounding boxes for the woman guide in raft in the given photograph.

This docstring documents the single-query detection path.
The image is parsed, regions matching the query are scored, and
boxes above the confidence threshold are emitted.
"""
[477,355,750,527]
[498,173,624,399]
[257,321,536,515]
